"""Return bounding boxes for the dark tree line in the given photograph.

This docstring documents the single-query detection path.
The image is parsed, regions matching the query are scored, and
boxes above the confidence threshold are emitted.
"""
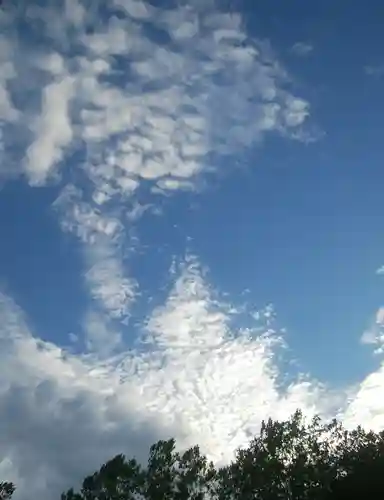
[3,410,384,499]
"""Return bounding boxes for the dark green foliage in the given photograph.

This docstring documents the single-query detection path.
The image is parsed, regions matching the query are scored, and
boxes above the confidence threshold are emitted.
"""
[61,453,145,500]
[217,410,345,500]
[5,409,384,499]
[61,412,384,500]
[61,438,216,500]
[326,456,384,499]
[325,426,384,499]
[0,482,15,500]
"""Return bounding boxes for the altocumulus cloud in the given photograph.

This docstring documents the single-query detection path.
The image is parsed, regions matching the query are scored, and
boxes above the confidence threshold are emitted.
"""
[1,0,384,499]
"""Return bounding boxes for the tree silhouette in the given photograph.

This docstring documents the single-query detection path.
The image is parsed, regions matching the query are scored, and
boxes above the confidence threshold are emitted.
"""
[4,409,384,499]
[325,426,384,499]
[217,409,348,500]
[61,439,216,500]
[61,411,384,500]
[0,482,15,500]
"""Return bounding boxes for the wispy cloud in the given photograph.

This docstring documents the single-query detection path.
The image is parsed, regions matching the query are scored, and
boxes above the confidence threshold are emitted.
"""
[364,64,384,77]
[53,184,137,322]
[0,45,19,122]
[82,309,122,356]
[376,265,384,275]
[25,75,75,186]
[85,244,137,320]
[290,42,313,57]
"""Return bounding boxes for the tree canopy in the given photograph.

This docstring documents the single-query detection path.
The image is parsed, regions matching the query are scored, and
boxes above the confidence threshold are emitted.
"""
[0,482,15,500]
[3,409,384,499]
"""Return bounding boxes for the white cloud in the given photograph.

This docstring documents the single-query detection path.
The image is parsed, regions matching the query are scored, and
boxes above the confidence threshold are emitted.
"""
[0,37,18,120]
[376,264,384,275]
[290,42,313,57]
[83,309,122,356]
[360,307,384,355]
[376,307,384,324]
[342,366,384,431]
[0,77,18,122]
[85,243,137,320]
[34,52,66,76]
[0,3,360,500]
[4,257,381,500]
[64,0,86,27]
[52,184,123,245]
[1,0,314,194]
[283,97,310,127]
[0,292,164,500]
[0,0,316,334]
[53,184,137,321]
[0,36,20,180]
[14,0,315,342]
[113,0,155,21]
[25,75,75,186]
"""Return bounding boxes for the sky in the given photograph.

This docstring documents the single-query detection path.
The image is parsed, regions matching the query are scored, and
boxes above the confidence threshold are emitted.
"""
[1,0,384,498]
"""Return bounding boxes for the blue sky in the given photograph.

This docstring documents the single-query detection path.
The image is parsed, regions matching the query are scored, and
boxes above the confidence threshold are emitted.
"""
[1,0,384,498]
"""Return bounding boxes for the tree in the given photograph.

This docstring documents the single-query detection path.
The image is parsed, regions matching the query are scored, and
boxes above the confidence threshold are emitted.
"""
[62,411,384,500]
[0,482,15,500]
[61,439,216,500]
[222,411,384,500]
[326,426,384,499]
[326,456,384,499]
[217,409,347,500]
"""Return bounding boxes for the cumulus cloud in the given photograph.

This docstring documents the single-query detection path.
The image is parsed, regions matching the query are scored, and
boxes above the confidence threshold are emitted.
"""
[341,366,384,431]
[1,258,384,500]
[0,259,337,500]
[0,292,163,499]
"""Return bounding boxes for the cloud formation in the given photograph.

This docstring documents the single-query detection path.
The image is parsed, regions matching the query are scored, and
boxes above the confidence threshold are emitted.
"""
[1,257,384,500]
[290,42,313,57]
[1,0,311,188]
[0,0,315,336]
[2,1,383,500]
[0,0,315,338]
[0,260,332,500]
